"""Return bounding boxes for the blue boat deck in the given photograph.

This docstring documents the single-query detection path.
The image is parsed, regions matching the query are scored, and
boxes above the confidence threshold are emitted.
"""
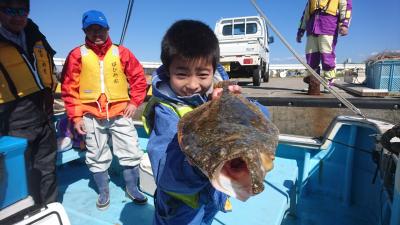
[58,160,154,225]
[6,116,397,225]
[281,192,373,225]
[55,116,391,225]
[58,155,298,225]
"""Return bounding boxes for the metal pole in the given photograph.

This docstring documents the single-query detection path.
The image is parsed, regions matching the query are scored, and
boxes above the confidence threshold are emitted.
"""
[119,0,134,45]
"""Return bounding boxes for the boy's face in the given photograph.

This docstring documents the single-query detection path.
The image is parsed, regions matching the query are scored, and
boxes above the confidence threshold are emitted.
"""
[168,56,214,97]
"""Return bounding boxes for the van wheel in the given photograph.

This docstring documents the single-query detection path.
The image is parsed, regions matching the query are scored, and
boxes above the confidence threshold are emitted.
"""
[253,68,261,86]
[263,64,270,82]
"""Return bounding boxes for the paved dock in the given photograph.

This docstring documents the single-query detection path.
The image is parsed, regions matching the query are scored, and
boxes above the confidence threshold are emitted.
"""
[239,77,400,109]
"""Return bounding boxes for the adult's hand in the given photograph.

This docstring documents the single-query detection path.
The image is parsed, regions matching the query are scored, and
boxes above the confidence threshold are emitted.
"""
[296,34,303,43]
[296,30,305,43]
[212,85,242,100]
[74,119,86,135]
[123,103,137,118]
[339,26,349,36]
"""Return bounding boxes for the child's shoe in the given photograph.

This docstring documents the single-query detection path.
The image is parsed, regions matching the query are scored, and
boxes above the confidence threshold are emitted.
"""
[123,166,148,205]
[93,171,110,210]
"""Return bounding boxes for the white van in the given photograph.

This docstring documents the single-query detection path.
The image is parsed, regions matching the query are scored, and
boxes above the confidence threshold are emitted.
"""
[215,16,273,86]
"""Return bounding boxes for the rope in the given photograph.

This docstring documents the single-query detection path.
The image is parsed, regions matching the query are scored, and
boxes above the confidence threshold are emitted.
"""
[119,0,135,45]
[325,137,374,154]
[249,0,367,119]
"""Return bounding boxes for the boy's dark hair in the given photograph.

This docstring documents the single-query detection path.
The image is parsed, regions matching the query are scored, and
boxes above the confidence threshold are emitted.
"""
[161,20,220,72]
[0,0,30,9]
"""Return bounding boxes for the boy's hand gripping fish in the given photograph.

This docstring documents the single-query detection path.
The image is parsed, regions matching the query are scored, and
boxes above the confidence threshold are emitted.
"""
[177,81,279,201]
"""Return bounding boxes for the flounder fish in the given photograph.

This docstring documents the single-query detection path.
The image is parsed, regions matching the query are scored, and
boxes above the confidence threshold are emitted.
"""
[177,81,279,201]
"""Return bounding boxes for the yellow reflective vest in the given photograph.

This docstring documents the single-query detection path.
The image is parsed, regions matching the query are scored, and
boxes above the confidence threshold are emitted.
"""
[79,45,130,103]
[309,0,339,16]
[142,96,194,135]
[0,41,54,104]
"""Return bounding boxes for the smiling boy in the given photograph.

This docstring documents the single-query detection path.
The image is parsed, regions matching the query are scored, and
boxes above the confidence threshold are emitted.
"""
[142,20,255,225]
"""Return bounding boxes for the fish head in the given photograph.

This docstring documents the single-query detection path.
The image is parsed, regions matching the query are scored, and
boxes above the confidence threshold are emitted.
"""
[178,89,279,201]
[207,125,277,201]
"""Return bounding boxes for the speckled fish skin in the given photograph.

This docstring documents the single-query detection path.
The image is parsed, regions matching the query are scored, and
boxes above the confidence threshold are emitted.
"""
[177,82,279,201]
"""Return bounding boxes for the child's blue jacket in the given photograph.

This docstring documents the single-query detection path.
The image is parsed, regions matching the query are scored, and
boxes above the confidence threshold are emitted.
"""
[145,65,270,225]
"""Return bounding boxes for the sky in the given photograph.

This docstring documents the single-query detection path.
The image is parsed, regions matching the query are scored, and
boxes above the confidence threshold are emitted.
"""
[30,0,400,64]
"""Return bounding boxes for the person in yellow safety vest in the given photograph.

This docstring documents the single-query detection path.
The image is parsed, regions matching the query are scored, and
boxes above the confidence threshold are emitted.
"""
[0,0,58,205]
[297,0,352,95]
[61,10,148,210]
[142,20,271,225]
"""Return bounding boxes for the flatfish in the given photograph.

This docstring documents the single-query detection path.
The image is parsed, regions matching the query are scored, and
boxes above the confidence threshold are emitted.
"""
[177,81,279,201]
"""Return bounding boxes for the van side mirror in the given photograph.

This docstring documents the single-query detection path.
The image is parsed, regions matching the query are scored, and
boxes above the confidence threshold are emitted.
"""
[268,36,274,44]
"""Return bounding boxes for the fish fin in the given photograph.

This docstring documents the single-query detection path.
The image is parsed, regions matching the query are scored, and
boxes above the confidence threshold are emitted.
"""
[214,80,237,90]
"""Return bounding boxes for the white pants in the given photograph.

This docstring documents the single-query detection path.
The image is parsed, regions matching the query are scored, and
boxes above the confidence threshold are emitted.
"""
[83,115,143,173]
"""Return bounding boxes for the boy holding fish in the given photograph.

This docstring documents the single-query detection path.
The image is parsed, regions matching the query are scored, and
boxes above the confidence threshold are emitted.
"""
[142,20,278,225]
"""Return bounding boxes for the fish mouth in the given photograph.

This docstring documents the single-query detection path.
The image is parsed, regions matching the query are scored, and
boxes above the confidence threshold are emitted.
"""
[211,156,254,202]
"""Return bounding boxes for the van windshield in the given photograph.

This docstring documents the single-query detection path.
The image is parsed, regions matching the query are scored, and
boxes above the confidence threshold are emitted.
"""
[222,23,258,36]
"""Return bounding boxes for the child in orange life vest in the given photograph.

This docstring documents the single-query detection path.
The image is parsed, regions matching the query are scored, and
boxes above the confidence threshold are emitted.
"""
[61,10,148,210]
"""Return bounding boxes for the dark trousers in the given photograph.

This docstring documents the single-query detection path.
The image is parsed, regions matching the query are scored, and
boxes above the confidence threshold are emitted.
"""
[6,122,58,205]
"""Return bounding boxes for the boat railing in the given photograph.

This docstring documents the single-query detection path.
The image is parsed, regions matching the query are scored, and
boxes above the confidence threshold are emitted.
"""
[387,153,400,225]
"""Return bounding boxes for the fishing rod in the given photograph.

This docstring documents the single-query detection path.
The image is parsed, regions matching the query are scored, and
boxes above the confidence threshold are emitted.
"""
[249,0,367,119]
[119,0,134,45]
